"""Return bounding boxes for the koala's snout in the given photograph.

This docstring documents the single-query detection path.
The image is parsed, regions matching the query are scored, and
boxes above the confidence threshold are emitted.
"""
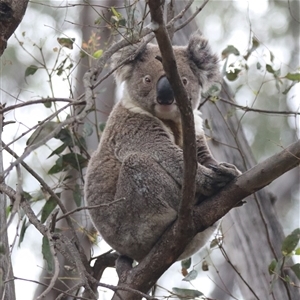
[156,76,174,105]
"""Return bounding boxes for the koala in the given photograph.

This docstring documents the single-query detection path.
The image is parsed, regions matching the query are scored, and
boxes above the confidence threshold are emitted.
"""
[84,32,240,262]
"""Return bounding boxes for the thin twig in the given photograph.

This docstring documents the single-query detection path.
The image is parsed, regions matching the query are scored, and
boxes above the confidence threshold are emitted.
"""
[174,0,210,32]
[0,98,84,114]
[218,97,300,116]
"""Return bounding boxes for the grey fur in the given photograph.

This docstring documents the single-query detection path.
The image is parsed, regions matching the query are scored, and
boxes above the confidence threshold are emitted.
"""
[84,32,240,262]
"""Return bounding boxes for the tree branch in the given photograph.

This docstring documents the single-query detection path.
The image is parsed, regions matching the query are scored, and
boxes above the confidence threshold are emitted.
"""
[148,0,197,232]
[193,139,300,231]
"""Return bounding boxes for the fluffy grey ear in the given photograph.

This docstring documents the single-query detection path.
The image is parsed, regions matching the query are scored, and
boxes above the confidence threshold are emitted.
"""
[111,43,140,84]
[187,32,220,90]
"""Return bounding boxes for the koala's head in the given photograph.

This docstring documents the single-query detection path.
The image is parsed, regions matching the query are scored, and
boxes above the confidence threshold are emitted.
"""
[111,32,219,122]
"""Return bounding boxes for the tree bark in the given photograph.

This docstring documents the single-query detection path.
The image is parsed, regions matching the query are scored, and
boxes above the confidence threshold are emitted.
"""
[0,0,29,55]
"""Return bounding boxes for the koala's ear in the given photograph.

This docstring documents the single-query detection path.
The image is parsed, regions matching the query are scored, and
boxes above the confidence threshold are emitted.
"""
[111,43,139,84]
[187,32,220,90]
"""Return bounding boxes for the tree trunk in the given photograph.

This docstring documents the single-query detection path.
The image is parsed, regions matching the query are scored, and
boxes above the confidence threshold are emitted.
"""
[0,0,29,55]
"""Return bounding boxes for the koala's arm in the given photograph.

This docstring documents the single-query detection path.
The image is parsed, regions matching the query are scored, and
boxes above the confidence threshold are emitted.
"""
[193,110,218,167]
[196,134,218,167]
[113,112,234,197]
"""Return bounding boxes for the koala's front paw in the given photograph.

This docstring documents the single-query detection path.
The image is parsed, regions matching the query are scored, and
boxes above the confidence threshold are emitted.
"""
[198,163,241,196]
[209,162,242,178]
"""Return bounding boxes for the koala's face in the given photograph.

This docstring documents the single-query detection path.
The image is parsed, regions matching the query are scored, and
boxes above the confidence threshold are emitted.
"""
[112,32,219,122]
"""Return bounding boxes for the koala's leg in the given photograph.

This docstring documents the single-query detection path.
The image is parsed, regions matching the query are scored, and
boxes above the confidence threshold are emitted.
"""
[112,153,179,261]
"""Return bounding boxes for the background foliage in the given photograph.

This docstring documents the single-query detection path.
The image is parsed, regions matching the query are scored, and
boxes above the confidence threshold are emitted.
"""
[0,1,299,299]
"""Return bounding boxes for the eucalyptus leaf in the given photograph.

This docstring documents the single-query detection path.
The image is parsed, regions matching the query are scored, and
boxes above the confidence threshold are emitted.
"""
[291,263,300,279]
[182,269,198,281]
[41,197,58,224]
[285,72,300,82]
[281,228,300,256]
[42,236,53,272]
[26,121,60,147]
[73,184,82,207]
[25,65,38,77]
[57,37,75,49]
[181,257,191,270]
[172,287,203,298]
[221,45,240,59]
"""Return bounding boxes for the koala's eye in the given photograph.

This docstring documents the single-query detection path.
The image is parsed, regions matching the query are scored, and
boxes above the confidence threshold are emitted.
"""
[143,75,152,84]
[182,77,188,86]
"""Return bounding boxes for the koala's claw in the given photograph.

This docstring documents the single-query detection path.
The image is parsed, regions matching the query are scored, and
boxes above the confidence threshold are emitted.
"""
[207,164,219,171]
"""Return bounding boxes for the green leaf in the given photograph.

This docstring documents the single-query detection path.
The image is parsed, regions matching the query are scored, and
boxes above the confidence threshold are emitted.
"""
[266,64,275,74]
[226,68,241,81]
[93,49,103,59]
[282,228,300,256]
[48,143,67,158]
[285,72,300,82]
[269,258,283,293]
[268,259,277,275]
[26,121,60,147]
[25,65,39,77]
[291,263,300,279]
[221,45,240,59]
[56,58,68,76]
[42,236,53,272]
[55,128,74,147]
[266,64,281,77]
[83,122,93,137]
[110,7,125,27]
[257,62,262,70]
[57,37,75,49]
[48,157,64,174]
[295,247,300,255]
[99,122,106,132]
[183,269,198,281]
[61,153,88,171]
[181,257,191,270]
[111,7,122,19]
[204,119,211,130]
[18,218,29,247]
[6,205,11,217]
[41,197,58,224]
[244,37,260,60]
[73,184,82,207]
[282,81,297,95]
[118,18,126,27]
[172,288,203,298]
[44,100,52,108]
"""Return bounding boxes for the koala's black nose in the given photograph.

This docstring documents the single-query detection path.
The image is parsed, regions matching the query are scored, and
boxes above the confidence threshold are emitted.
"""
[156,76,174,105]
